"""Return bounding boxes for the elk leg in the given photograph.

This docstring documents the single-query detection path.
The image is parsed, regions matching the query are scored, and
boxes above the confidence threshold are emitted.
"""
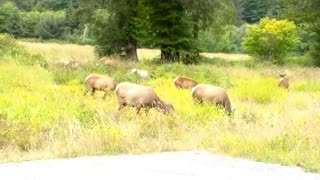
[91,88,96,96]
[144,107,150,116]
[118,103,126,111]
[83,89,89,96]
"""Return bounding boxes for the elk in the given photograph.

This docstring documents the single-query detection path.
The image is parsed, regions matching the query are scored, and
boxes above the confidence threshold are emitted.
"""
[192,84,232,115]
[115,82,174,115]
[173,76,198,89]
[84,73,117,99]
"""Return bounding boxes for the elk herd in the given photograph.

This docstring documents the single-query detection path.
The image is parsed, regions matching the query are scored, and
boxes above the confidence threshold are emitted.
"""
[84,68,290,116]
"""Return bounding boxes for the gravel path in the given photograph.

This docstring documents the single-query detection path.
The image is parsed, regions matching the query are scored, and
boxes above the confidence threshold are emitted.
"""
[1,151,319,180]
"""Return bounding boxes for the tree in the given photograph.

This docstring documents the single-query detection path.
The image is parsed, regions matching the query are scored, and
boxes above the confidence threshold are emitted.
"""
[20,11,41,38]
[241,0,283,24]
[36,11,66,39]
[242,18,298,63]
[0,2,22,37]
[65,0,81,34]
[5,0,36,11]
[279,0,320,66]
[180,0,234,57]
[79,0,140,61]
[33,0,69,11]
[145,0,196,62]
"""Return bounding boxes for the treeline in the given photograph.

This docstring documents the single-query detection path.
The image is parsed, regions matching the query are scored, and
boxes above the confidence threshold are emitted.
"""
[0,0,83,43]
[0,0,282,48]
[0,0,319,65]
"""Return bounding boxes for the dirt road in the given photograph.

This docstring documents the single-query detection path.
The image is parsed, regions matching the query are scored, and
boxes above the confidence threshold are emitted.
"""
[0,151,319,180]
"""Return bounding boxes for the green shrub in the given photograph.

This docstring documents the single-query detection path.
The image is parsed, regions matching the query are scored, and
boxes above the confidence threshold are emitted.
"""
[36,11,66,40]
[242,18,299,63]
[20,11,41,38]
[0,33,48,67]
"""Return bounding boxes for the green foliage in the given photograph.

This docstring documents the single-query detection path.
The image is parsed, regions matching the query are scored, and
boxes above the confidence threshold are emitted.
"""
[0,1,84,42]
[36,11,66,39]
[90,9,123,56]
[20,11,41,38]
[307,33,320,66]
[0,33,48,67]
[83,0,141,59]
[293,26,316,55]
[241,0,283,24]
[199,24,249,53]
[32,0,69,11]
[147,0,196,62]
[0,33,20,53]
[5,0,35,11]
[0,2,22,36]
[242,18,298,63]
[279,0,320,66]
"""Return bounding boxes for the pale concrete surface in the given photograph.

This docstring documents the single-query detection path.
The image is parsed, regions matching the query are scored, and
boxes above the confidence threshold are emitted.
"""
[0,151,320,180]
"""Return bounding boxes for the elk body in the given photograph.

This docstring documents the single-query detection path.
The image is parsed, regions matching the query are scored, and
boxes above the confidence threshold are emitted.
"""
[278,73,289,89]
[115,82,173,115]
[173,77,198,89]
[84,73,117,99]
[192,84,232,115]
[130,68,150,79]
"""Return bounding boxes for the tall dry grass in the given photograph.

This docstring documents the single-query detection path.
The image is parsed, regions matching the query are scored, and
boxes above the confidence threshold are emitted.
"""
[18,41,97,63]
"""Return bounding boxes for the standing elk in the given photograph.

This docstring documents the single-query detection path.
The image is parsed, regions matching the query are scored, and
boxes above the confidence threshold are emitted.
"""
[278,73,289,89]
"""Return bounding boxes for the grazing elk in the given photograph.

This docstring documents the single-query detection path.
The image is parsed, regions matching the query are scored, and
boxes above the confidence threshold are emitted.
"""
[192,84,232,115]
[84,73,117,99]
[115,82,174,115]
[173,76,198,89]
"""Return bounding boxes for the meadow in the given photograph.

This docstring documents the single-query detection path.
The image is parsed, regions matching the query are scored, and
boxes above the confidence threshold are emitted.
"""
[1,41,320,172]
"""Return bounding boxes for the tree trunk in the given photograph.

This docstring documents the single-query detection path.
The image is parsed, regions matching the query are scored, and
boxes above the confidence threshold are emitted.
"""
[161,49,180,62]
[193,16,200,56]
[125,41,139,62]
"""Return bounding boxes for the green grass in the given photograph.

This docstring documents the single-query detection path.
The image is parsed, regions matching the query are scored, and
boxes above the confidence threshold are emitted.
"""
[1,42,320,173]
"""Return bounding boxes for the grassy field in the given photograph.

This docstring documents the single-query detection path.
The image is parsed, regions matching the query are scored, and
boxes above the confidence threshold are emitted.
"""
[1,42,320,173]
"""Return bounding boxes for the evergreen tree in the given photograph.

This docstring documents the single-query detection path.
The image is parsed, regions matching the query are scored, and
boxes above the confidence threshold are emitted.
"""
[241,0,282,24]
[280,0,320,66]
[80,0,141,61]
[146,0,195,62]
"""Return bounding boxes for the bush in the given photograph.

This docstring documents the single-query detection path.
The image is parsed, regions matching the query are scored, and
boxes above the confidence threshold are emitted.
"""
[0,33,48,67]
[0,33,21,53]
[36,11,66,40]
[242,18,299,63]
[20,11,41,38]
